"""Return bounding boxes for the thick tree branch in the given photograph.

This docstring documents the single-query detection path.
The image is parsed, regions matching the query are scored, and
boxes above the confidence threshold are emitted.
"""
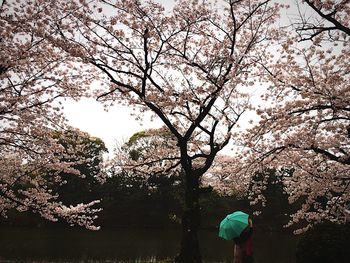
[304,0,350,36]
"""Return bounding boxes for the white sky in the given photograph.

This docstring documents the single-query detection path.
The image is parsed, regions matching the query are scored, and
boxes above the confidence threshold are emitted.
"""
[63,98,162,153]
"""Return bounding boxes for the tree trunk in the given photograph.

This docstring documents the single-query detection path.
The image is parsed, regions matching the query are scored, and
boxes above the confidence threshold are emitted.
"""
[175,171,202,263]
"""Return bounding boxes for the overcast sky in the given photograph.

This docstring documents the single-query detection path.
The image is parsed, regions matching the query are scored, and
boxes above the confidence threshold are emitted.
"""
[63,99,163,153]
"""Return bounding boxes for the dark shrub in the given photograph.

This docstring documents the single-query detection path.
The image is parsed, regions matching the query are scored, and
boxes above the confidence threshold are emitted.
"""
[296,222,350,263]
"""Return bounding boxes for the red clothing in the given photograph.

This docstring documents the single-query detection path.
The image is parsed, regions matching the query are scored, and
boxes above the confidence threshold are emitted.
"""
[243,234,253,257]
[234,227,253,263]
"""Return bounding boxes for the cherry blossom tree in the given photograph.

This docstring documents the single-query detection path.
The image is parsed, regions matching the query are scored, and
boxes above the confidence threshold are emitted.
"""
[202,154,250,197]
[39,0,283,261]
[243,0,350,233]
[0,0,101,230]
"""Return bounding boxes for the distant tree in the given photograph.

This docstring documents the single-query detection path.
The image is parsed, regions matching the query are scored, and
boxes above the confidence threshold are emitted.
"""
[115,128,185,216]
[117,127,180,178]
[249,168,292,230]
[52,129,108,206]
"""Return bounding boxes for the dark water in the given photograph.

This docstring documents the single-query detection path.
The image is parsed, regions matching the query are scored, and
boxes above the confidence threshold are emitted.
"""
[0,227,299,262]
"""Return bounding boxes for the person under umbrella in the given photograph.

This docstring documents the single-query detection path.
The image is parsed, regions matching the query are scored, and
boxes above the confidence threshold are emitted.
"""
[219,211,254,263]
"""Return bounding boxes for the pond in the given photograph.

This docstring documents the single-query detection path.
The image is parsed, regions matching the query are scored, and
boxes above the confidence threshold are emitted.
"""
[0,227,299,262]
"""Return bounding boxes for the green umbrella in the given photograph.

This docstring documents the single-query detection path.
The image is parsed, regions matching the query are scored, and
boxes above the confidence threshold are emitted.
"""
[218,211,249,240]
